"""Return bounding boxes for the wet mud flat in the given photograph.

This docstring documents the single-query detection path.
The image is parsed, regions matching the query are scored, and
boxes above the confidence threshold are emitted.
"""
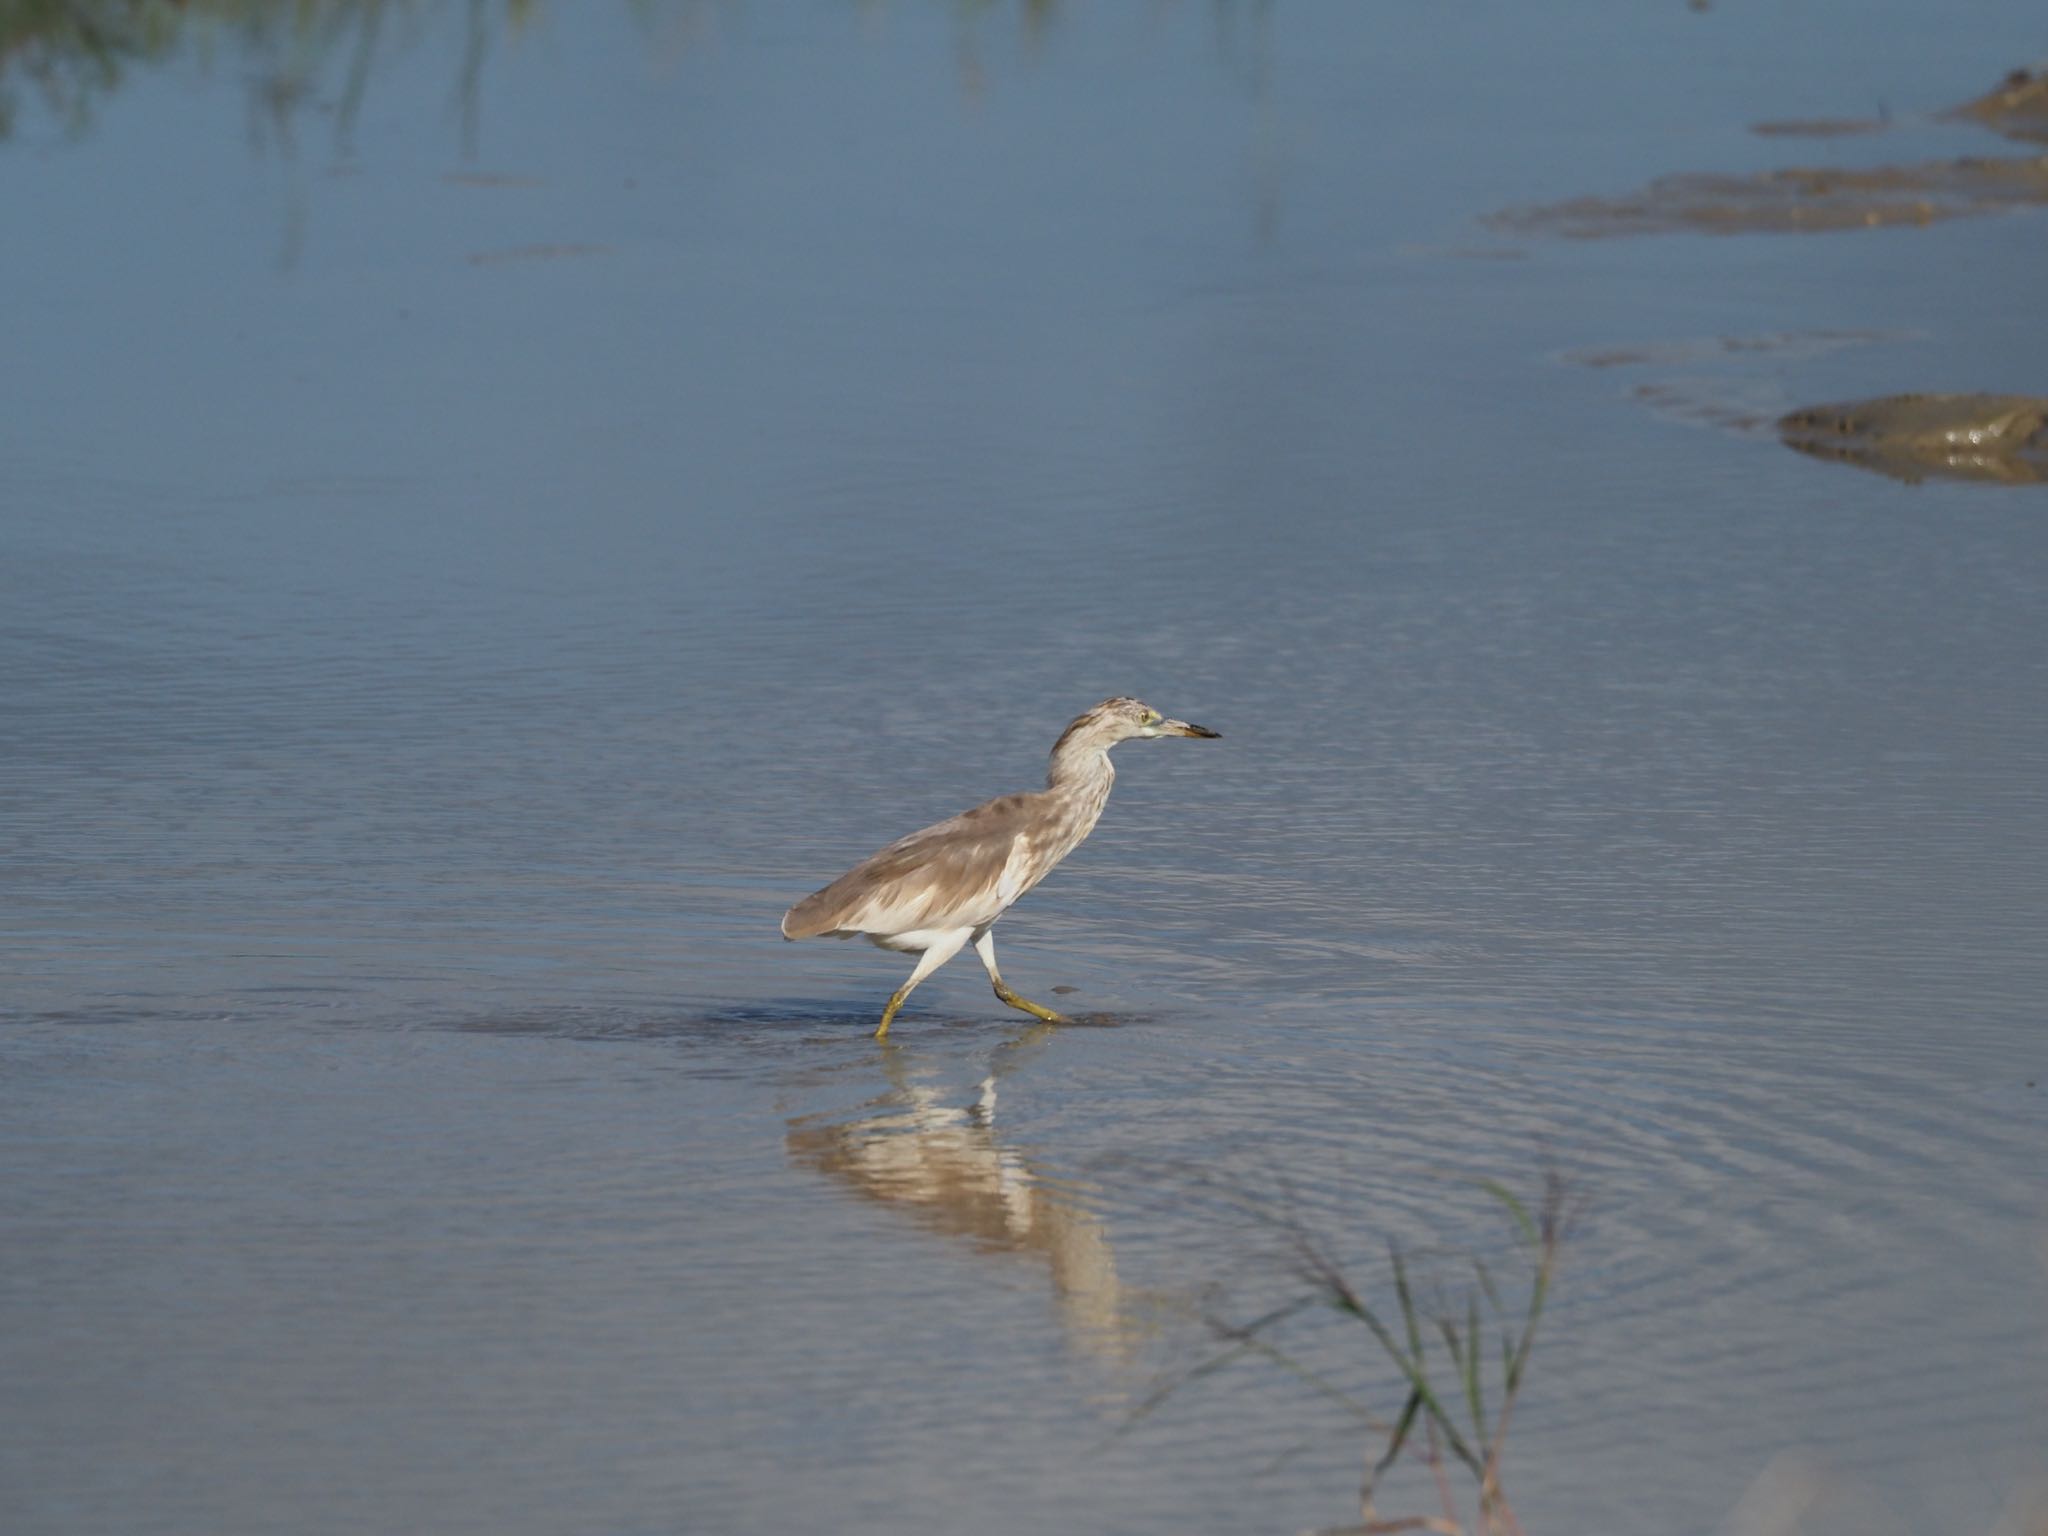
[1492,154,2048,238]
[1948,64,2048,143]
[1505,63,2048,487]
[1491,65,2048,238]
[1562,333,2048,487]
[1778,393,2048,485]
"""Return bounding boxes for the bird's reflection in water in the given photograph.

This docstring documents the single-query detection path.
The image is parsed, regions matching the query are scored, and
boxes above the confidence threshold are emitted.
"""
[785,1024,1142,1364]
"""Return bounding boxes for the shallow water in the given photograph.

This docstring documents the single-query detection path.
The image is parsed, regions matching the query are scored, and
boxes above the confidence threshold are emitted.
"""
[4,5,2047,1534]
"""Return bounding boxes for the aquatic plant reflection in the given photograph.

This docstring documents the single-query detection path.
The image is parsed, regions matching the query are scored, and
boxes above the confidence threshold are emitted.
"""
[0,0,534,145]
[0,0,1266,143]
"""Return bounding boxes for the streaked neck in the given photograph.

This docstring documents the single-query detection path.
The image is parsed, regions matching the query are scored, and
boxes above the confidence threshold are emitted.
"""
[1046,743,1115,794]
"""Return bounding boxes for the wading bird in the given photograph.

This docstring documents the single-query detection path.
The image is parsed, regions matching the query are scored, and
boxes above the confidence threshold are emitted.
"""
[781,697,1220,1037]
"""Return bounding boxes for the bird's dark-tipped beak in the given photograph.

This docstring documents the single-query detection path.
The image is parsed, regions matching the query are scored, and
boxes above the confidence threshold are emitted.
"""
[1160,718,1220,738]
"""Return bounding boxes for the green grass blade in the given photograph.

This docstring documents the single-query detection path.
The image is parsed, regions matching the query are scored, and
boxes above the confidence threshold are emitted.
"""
[1372,1387,1424,1481]
[1473,1256,1504,1318]
[1462,1292,1487,1446]
[1506,1254,1552,1397]
[1391,1247,1425,1364]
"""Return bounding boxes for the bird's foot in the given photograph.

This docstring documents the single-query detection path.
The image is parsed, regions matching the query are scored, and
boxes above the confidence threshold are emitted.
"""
[994,984,1068,1025]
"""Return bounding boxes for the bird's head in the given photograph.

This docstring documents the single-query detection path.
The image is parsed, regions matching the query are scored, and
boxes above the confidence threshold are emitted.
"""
[1055,696,1221,756]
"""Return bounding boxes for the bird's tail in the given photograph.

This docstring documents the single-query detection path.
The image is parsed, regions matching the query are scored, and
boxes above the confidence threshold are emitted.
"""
[780,894,835,941]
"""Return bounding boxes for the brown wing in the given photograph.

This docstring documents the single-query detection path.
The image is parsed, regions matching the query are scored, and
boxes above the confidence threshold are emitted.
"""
[781,793,1038,940]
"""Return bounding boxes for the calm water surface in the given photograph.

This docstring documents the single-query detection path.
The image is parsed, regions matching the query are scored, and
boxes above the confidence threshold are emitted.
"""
[4,4,2047,1534]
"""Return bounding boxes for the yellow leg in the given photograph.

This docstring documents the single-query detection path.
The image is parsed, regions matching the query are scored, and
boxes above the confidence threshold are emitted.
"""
[872,930,975,1039]
[993,980,1068,1025]
[875,988,908,1039]
[972,930,1068,1025]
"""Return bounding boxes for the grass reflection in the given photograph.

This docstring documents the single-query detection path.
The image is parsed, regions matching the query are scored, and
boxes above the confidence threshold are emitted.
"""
[0,0,1283,251]
[0,0,1271,142]
[0,0,543,144]
[1130,1172,1570,1536]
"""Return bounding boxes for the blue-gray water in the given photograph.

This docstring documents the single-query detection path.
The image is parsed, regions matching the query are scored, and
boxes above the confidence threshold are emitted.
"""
[4,5,2047,1534]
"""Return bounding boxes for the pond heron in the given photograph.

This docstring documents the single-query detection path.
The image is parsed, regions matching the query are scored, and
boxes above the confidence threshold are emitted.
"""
[782,697,1220,1037]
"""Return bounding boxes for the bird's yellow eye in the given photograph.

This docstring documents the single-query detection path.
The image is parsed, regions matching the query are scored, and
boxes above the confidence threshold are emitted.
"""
[1144,711,1161,725]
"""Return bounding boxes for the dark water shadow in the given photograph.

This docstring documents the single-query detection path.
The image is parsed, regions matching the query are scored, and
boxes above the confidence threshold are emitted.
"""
[450,998,868,1043]
[450,999,1140,1040]
[439,998,1148,1076]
